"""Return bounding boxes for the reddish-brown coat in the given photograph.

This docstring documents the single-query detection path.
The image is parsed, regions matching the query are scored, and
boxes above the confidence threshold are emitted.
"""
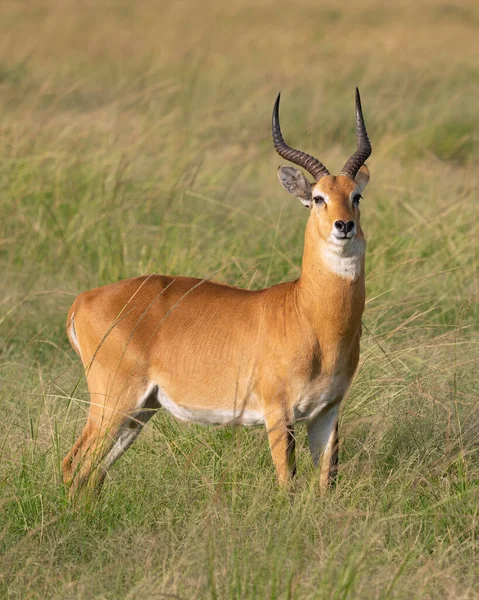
[63,166,369,496]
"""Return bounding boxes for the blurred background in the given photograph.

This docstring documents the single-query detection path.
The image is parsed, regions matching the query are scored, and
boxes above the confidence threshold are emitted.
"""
[1,1,478,598]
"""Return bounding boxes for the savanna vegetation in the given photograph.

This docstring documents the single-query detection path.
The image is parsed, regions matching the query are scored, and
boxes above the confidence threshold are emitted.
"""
[1,0,478,597]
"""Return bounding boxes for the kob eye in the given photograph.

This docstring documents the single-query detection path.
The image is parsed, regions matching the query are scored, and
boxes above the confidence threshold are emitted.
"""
[352,194,362,205]
[313,196,325,205]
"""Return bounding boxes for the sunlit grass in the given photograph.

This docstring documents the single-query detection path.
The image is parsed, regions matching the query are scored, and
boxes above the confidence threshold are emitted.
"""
[1,0,478,598]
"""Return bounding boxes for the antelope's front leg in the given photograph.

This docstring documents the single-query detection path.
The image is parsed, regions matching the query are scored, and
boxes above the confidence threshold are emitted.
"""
[307,403,340,493]
[264,412,296,486]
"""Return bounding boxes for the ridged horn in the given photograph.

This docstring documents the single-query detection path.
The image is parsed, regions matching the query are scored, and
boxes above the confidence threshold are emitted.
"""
[272,93,330,181]
[340,87,372,179]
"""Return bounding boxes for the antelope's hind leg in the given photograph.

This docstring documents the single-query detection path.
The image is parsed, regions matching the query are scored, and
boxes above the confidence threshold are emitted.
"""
[99,384,160,482]
[307,403,340,493]
[62,375,160,498]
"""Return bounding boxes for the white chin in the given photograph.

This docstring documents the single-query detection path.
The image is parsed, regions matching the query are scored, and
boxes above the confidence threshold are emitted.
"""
[331,235,353,246]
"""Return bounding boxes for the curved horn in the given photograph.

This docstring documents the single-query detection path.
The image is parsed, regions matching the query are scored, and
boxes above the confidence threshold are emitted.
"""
[272,93,330,181]
[340,87,372,179]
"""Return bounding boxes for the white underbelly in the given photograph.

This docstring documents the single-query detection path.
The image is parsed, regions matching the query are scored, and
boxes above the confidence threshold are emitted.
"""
[156,386,265,426]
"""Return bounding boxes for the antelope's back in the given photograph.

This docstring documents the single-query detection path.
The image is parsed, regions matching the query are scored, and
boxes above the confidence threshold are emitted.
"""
[66,275,264,374]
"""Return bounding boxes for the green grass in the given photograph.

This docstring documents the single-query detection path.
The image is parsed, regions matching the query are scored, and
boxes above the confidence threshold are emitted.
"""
[1,0,479,597]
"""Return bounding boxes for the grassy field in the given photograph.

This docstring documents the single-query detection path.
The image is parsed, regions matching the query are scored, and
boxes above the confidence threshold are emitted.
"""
[1,0,478,597]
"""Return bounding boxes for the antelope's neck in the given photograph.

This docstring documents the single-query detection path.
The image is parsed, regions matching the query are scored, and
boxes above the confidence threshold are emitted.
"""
[296,226,366,366]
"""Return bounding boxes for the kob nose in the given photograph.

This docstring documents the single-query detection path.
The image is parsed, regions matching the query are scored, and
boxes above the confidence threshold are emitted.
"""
[334,220,355,234]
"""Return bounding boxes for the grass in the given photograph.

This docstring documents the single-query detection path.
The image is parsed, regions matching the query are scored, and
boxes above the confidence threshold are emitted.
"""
[1,0,478,597]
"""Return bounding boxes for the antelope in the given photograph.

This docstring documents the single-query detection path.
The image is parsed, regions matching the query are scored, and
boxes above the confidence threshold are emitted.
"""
[62,89,372,496]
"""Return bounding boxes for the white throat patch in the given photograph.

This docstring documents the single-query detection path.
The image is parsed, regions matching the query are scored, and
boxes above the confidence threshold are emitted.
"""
[321,238,366,280]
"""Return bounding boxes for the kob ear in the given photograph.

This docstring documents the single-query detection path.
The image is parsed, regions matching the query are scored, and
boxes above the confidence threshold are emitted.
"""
[355,164,370,193]
[277,166,313,208]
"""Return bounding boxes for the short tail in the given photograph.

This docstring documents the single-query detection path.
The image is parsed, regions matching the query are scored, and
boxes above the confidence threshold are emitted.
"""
[66,302,82,358]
